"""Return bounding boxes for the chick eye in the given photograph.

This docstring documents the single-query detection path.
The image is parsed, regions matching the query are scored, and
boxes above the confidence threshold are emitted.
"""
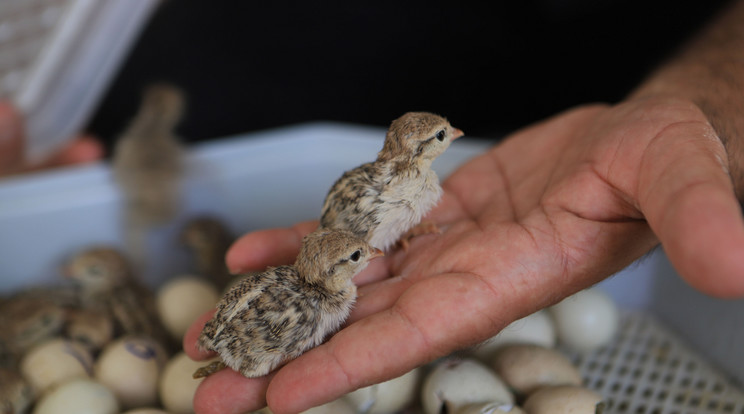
[435,129,446,142]
[349,250,362,262]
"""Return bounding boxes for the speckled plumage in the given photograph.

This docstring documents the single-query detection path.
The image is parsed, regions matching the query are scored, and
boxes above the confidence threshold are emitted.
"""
[0,296,65,368]
[113,83,185,226]
[195,229,383,378]
[0,368,32,414]
[64,247,171,348]
[320,112,463,251]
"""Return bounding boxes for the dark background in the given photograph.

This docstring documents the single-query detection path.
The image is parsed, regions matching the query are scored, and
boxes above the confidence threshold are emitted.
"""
[86,0,733,154]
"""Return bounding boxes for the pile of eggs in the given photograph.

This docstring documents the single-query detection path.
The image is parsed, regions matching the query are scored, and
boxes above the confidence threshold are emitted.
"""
[0,274,222,414]
[2,250,620,414]
[262,286,620,414]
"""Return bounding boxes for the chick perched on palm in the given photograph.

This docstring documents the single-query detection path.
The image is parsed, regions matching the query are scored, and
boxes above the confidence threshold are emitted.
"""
[320,112,463,251]
[195,229,383,379]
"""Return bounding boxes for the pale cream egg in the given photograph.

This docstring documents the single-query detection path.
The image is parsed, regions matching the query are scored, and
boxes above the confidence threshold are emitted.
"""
[94,335,168,410]
[549,287,619,353]
[490,343,582,397]
[156,275,219,340]
[344,367,421,413]
[20,338,94,395]
[471,310,556,361]
[421,358,514,414]
[522,385,604,414]
[32,378,119,414]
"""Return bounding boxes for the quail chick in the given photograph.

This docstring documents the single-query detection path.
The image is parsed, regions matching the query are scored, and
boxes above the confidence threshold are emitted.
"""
[0,367,33,414]
[64,247,171,349]
[0,296,66,368]
[320,112,463,251]
[195,229,384,378]
[113,83,186,267]
[180,215,235,290]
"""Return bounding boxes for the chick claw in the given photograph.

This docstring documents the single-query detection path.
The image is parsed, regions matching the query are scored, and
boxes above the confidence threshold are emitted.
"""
[397,221,442,251]
[193,360,226,379]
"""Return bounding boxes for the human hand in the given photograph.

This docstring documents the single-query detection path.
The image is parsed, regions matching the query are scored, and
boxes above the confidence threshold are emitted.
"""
[0,101,102,177]
[184,96,744,413]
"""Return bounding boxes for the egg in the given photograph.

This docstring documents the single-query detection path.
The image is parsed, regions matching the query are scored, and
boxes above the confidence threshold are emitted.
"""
[20,338,94,395]
[344,368,420,413]
[159,351,218,414]
[94,335,168,409]
[156,275,219,340]
[32,378,119,414]
[522,385,604,414]
[490,344,582,397]
[421,358,514,414]
[549,287,619,353]
[300,399,357,414]
[456,402,527,414]
[471,310,556,361]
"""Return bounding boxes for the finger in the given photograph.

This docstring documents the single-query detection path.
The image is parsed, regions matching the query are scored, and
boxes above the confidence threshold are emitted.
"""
[350,275,413,324]
[0,101,25,175]
[639,121,744,297]
[31,134,103,170]
[265,272,524,414]
[226,220,318,273]
[193,368,272,414]
[183,309,217,360]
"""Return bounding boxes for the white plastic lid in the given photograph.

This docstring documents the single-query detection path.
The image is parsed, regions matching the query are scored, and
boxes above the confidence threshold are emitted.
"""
[1,0,158,162]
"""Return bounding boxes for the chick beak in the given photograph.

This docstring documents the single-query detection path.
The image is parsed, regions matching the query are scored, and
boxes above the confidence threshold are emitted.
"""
[370,248,385,259]
[451,128,465,140]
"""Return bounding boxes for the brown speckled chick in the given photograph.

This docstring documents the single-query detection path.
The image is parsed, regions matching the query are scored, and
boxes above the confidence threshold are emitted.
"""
[320,112,463,251]
[64,247,170,348]
[113,83,185,227]
[195,228,383,378]
[0,368,33,414]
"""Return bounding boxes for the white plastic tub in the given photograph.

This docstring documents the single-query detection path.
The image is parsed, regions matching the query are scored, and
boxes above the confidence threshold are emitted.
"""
[1,123,742,413]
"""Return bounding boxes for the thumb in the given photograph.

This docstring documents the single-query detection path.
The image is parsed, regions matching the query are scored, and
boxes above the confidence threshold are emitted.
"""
[639,121,744,298]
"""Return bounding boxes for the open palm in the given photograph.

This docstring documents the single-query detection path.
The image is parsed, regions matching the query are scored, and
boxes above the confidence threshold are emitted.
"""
[185,97,744,414]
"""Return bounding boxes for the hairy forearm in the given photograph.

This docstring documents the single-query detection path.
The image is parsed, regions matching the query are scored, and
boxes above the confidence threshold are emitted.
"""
[631,0,744,198]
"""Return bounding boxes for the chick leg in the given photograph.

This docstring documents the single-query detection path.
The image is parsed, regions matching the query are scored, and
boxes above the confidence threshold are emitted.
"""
[193,360,226,379]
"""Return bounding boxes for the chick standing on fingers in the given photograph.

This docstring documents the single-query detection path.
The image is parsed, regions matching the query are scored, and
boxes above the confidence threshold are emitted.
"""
[320,112,463,251]
[195,229,384,379]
